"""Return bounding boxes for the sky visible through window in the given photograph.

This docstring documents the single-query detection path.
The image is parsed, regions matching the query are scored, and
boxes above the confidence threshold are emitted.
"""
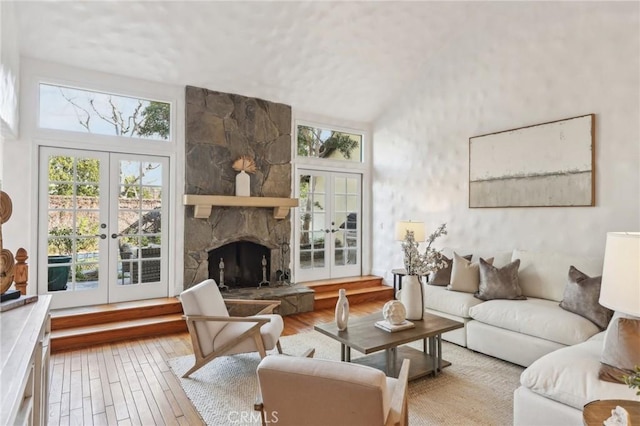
[39,83,170,140]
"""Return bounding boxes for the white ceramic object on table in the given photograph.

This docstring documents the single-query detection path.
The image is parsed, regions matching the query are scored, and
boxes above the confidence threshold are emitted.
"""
[335,288,349,331]
[396,275,424,320]
[382,300,407,325]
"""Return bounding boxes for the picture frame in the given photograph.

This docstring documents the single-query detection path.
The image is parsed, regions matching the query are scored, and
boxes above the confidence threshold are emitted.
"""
[469,114,595,208]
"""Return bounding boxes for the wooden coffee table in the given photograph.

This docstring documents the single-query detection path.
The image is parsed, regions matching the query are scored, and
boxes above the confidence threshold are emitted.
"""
[314,311,463,381]
[583,399,640,426]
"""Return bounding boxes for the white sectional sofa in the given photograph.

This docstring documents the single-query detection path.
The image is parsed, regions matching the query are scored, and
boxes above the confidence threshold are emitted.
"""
[422,248,637,425]
[514,330,637,425]
[424,248,603,366]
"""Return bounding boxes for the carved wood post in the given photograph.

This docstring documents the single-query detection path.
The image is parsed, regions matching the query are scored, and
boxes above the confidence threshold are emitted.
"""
[14,248,28,295]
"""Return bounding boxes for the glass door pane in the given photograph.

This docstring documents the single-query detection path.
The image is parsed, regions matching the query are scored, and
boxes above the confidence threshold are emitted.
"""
[296,172,330,281]
[40,148,109,308]
[109,154,168,302]
[331,174,361,278]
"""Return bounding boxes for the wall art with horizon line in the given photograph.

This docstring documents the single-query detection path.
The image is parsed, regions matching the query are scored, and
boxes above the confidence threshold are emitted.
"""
[469,114,595,208]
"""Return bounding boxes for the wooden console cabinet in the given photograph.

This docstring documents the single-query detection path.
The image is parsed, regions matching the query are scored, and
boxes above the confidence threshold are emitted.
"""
[1,296,52,425]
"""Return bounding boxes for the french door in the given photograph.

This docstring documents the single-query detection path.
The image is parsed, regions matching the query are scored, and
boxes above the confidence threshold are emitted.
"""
[39,147,169,308]
[295,170,362,282]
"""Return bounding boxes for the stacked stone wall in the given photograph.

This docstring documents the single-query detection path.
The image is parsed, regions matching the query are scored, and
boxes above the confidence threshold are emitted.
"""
[184,86,293,288]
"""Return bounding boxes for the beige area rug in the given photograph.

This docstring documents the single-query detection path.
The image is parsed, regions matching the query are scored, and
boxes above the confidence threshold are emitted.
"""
[168,331,524,426]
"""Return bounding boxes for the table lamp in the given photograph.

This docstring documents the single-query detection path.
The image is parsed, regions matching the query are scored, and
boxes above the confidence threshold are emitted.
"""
[599,232,640,316]
[395,221,426,242]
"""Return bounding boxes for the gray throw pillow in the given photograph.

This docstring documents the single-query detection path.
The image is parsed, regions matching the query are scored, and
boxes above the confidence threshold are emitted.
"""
[430,254,472,286]
[559,266,613,330]
[599,318,640,383]
[475,258,525,301]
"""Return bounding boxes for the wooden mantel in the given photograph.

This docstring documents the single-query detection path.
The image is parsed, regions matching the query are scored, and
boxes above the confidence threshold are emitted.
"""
[183,195,299,219]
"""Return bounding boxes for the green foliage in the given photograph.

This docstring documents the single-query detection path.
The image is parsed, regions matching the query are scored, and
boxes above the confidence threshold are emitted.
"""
[48,227,73,254]
[48,157,100,196]
[48,217,100,254]
[624,365,640,395]
[297,126,359,159]
[138,102,170,140]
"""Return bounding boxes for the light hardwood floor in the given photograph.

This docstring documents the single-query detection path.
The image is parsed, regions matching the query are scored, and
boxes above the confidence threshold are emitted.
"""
[48,300,387,426]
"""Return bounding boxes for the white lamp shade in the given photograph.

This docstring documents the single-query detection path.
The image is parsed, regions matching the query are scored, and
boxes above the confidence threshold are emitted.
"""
[395,221,426,241]
[599,232,640,316]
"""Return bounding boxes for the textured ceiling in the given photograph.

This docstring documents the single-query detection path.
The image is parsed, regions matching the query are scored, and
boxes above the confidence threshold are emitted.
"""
[14,1,592,123]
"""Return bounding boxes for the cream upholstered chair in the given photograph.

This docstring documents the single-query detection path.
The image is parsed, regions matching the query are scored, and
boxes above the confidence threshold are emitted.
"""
[255,355,410,426]
[179,279,284,378]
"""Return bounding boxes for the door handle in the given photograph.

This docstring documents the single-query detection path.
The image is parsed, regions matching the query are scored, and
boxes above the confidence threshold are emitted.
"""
[100,234,107,240]
[111,233,119,239]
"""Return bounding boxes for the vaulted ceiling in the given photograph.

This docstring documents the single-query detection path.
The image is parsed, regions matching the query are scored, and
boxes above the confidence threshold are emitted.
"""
[14,1,605,123]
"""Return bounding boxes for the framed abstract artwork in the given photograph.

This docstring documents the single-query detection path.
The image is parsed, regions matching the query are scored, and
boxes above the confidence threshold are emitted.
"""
[469,114,595,208]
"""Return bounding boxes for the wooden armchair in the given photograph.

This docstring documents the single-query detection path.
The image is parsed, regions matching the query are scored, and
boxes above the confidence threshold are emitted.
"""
[179,279,284,378]
[255,356,410,426]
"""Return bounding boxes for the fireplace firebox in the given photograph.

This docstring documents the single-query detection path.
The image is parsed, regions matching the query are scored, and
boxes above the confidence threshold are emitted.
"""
[208,241,270,288]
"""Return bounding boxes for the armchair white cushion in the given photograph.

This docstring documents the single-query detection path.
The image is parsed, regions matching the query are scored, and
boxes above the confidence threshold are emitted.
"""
[179,279,284,378]
[256,355,409,426]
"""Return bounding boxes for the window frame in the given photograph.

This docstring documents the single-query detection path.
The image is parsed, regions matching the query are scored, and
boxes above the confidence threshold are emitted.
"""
[38,82,173,142]
[292,113,372,278]
[294,118,369,172]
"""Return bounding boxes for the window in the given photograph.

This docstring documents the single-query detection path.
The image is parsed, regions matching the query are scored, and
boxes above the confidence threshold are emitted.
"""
[39,83,171,140]
[296,124,362,162]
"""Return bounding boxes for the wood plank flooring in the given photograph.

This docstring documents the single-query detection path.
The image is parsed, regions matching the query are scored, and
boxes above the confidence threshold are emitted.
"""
[48,300,386,426]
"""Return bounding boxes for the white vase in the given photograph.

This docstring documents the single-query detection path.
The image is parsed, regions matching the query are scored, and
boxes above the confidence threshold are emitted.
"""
[335,288,349,331]
[235,171,250,196]
[396,275,424,320]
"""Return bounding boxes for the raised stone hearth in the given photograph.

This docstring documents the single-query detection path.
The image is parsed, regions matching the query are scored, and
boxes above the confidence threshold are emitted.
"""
[224,285,314,317]
[184,86,297,309]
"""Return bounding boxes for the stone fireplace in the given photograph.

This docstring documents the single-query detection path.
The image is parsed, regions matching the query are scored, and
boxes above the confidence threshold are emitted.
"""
[183,85,292,289]
[183,86,313,315]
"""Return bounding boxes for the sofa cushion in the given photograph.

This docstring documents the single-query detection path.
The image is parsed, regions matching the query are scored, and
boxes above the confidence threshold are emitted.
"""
[468,298,600,345]
[475,258,526,301]
[559,266,613,330]
[599,317,640,384]
[424,284,484,318]
[430,254,471,286]
[512,249,603,302]
[448,253,493,293]
[520,339,637,410]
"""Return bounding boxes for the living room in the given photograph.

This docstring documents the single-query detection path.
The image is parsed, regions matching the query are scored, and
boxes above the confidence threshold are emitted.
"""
[1,1,639,425]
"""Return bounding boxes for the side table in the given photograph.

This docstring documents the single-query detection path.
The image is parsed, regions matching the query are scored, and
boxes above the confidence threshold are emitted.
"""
[391,269,406,299]
[583,399,640,426]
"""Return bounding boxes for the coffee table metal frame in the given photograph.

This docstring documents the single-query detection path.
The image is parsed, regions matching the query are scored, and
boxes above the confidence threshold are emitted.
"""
[314,312,464,381]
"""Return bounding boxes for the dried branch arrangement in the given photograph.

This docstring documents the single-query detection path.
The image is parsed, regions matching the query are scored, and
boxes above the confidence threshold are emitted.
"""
[401,223,448,275]
[232,156,257,174]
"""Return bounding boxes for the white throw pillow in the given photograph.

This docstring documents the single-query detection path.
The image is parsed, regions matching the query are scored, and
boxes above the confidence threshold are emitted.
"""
[448,252,493,293]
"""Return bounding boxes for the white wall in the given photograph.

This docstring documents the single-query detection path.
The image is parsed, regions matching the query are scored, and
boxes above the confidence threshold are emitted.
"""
[0,1,21,185]
[371,2,640,280]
